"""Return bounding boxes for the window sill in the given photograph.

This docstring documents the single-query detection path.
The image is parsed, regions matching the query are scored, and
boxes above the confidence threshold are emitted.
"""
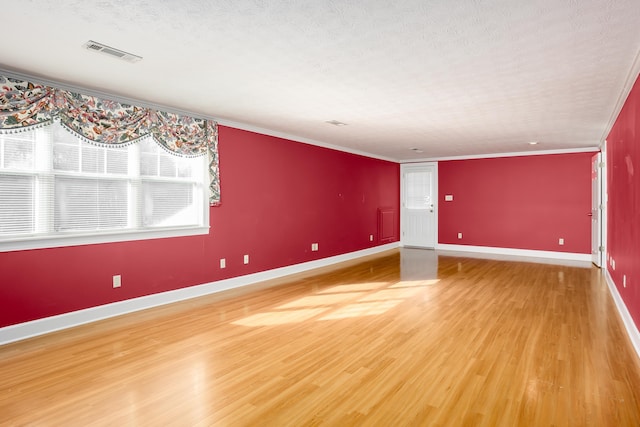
[0,226,210,253]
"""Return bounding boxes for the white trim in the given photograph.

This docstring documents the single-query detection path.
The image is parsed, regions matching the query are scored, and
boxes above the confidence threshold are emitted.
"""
[604,269,640,360]
[0,67,396,164]
[0,242,399,345]
[216,119,397,163]
[0,68,606,165]
[591,152,603,267]
[403,146,600,163]
[600,47,640,146]
[601,141,608,269]
[435,243,592,262]
[0,226,210,253]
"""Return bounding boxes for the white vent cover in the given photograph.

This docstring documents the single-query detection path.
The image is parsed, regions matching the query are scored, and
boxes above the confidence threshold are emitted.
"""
[83,40,142,63]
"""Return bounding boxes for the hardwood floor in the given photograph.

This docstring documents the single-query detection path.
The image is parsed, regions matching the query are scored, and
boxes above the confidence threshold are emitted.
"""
[1,248,639,426]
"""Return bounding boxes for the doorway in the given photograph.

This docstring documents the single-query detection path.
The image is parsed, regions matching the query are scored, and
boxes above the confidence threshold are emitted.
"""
[401,163,437,248]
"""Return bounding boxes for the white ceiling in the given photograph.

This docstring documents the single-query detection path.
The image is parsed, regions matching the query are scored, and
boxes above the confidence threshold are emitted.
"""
[2,0,640,161]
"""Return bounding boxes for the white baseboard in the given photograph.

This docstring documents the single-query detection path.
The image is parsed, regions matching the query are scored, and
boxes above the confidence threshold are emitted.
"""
[604,269,640,361]
[0,243,399,345]
[435,243,592,263]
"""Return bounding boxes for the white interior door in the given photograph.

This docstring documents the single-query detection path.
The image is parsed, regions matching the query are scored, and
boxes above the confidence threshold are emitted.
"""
[591,153,602,267]
[401,163,437,248]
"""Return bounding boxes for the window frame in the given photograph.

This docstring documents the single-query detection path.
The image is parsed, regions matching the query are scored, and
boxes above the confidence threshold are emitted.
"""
[0,124,210,253]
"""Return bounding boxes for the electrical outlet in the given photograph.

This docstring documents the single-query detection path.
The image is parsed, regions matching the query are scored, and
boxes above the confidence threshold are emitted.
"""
[369,234,374,241]
[623,275,627,288]
[558,238,564,245]
[112,275,121,288]
[457,232,463,239]
[220,258,226,269]
[445,195,454,201]
[311,243,319,251]
[243,254,249,264]
[612,259,616,270]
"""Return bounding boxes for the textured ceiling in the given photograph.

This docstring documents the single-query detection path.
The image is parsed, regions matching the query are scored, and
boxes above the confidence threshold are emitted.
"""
[2,0,640,161]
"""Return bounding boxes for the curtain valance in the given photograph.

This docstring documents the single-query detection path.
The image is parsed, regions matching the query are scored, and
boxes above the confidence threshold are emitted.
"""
[0,75,220,205]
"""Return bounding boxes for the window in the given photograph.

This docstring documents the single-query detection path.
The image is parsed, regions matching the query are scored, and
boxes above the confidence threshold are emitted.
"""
[0,121,209,251]
[404,170,432,209]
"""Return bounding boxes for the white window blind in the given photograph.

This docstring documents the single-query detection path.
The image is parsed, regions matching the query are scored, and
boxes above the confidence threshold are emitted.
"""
[0,121,208,251]
[404,171,432,209]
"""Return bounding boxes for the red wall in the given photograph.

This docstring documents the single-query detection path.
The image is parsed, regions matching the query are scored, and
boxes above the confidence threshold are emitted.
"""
[0,126,400,328]
[606,73,640,330]
[438,153,592,253]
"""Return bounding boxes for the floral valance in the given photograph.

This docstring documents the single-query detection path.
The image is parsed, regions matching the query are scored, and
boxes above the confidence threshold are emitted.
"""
[0,75,220,205]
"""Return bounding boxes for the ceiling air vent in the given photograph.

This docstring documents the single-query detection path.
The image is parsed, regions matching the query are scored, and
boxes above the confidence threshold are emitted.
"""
[83,40,142,63]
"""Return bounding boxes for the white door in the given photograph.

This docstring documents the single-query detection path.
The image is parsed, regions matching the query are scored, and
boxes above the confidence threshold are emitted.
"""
[591,153,602,267]
[401,163,437,248]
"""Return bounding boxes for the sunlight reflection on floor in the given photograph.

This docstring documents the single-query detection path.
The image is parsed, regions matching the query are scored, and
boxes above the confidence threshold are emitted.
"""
[233,308,327,327]
[275,292,366,309]
[230,250,445,327]
[390,279,440,288]
[316,282,388,294]
[231,280,433,327]
[318,300,403,320]
[357,287,424,301]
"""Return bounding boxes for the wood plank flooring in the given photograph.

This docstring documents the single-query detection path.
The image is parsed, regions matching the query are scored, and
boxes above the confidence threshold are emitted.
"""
[1,248,639,426]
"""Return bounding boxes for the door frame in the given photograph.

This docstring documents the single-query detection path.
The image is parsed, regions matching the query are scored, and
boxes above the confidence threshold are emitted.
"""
[400,162,438,248]
[600,144,608,267]
[592,152,603,267]
[592,148,607,267]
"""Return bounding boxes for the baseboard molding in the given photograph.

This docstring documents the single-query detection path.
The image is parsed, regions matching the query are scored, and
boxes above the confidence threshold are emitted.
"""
[0,243,399,346]
[604,270,640,361]
[435,243,592,263]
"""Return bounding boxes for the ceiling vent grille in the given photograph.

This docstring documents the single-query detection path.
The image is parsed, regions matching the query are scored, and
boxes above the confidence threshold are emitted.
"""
[83,40,142,63]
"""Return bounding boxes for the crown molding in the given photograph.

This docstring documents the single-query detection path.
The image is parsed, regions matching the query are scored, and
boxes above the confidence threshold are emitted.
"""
[599,46,640,148]
[0,66,398,163]
[215,118,397,162]
[403,146,600,163]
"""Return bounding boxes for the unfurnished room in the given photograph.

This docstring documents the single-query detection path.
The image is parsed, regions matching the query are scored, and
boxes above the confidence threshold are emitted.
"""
[1,1,640,426]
